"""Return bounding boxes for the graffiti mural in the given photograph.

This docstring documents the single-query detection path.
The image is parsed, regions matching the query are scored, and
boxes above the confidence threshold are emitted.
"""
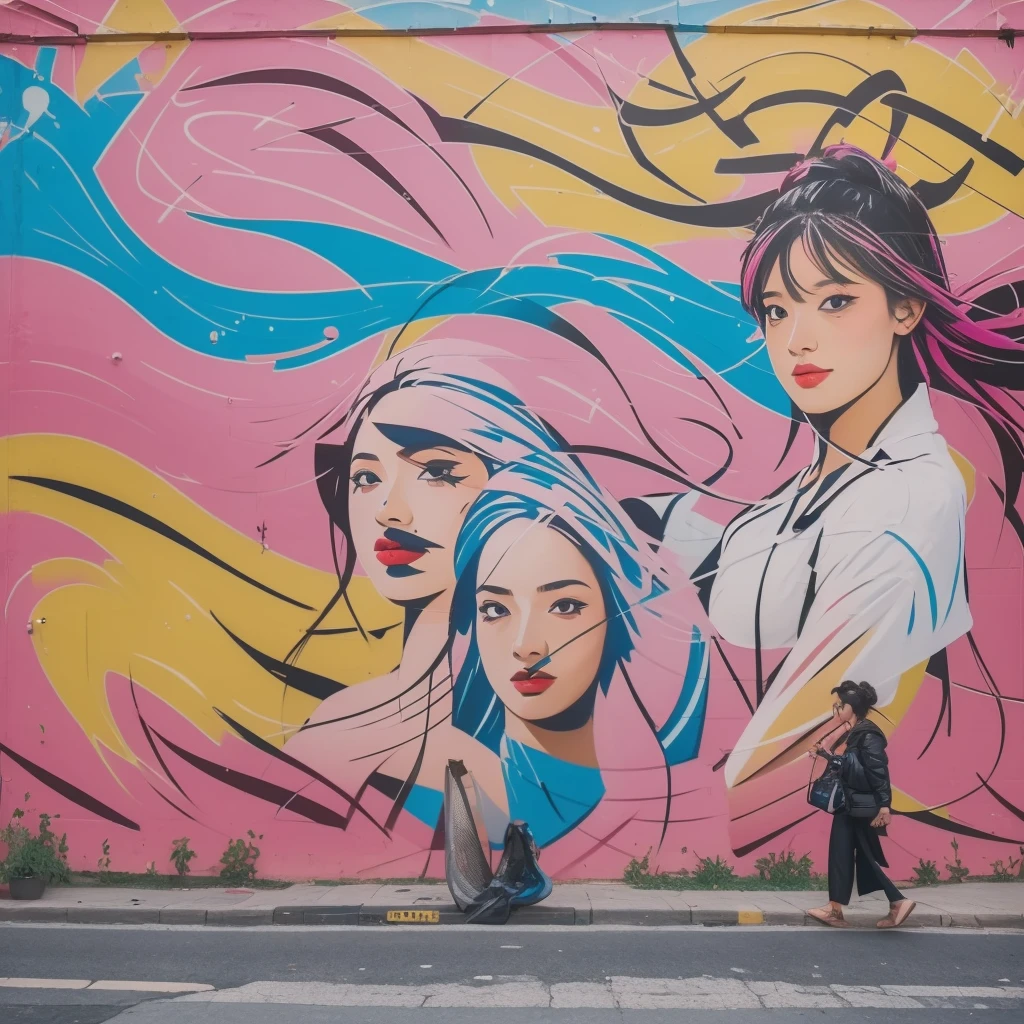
[1,0,1023,880]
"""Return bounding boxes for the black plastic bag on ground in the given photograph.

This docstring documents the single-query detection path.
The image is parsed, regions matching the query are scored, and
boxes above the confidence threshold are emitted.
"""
[444,759,553,924]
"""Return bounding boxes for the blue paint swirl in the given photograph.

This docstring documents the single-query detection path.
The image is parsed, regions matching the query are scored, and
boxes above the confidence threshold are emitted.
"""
[0,48,788,415]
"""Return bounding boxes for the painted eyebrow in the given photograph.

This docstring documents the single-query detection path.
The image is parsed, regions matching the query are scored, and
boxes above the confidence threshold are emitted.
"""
[538,579,590,592]
[477,584,512,596]
[760,291,783,300]
[404,451,461,463]
[351,452,381,462]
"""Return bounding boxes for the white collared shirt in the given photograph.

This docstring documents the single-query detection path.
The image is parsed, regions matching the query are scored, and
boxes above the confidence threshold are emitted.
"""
[659,385,972,787]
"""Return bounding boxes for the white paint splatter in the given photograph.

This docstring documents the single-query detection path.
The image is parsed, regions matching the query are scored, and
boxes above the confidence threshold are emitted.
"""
[22,86,49,129]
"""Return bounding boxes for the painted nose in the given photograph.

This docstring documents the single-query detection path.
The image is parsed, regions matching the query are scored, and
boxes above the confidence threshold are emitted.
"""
[512,619,549,666]
[786,312,818,357]
[374,485,413,528]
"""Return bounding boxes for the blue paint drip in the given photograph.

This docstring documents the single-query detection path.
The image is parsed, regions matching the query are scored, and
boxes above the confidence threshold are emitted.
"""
[884,530,938,630]
[1,49,788,415]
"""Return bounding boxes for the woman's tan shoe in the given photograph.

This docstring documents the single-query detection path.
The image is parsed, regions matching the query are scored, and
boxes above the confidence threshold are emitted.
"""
[807,905,849,928]
[877,899,917,929]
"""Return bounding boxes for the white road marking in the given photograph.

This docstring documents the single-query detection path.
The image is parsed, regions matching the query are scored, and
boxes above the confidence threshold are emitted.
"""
[0,978,90,989]
[167,977,1024,1009]
[2,974,1022,1009]
[88,980,214,993]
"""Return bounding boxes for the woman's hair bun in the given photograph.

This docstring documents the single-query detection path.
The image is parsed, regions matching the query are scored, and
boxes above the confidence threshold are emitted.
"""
[778,144,898,200]
[857,681,879,708]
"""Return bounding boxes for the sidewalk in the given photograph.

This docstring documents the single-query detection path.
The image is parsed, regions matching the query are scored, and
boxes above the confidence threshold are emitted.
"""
[1,881,1021,928]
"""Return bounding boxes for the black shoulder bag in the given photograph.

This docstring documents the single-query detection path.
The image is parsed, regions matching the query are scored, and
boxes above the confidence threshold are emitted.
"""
[807,750,846,814]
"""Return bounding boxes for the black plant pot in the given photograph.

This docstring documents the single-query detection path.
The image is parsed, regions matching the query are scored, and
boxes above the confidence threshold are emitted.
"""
[9,876,46,900]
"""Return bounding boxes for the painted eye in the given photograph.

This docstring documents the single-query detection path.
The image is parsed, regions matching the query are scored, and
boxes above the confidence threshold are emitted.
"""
[764,304,787,325]
[820,294,853,312]
[418,461,465,486]
[550,598,585,616]
[479,601,510,621]
[350,469,381,489]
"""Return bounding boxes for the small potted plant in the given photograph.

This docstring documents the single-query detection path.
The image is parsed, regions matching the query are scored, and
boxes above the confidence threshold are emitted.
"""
[1,804,70,900]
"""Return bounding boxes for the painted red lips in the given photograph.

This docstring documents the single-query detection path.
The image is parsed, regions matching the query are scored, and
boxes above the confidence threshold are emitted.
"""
[511,670,556,695]
[792,363,833,389]
[374,537,425,566]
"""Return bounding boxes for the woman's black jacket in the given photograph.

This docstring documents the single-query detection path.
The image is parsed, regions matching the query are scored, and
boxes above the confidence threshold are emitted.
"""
[838,720,892,809]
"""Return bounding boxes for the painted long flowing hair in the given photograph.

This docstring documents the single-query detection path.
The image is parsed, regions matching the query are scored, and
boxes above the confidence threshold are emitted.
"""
[448,452,712,863]
[739,144,1024,543]
[737,144,1024,844]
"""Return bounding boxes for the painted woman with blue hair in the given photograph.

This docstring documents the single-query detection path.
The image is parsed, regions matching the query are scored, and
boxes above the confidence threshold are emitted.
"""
[457,455,710,855]
[388,452,712,869]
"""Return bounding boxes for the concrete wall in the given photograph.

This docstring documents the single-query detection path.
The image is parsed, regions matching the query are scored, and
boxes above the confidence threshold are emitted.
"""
[2,1,1022,880]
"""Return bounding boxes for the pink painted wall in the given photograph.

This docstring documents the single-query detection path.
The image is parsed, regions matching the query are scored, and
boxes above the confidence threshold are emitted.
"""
[2,1,1023,882]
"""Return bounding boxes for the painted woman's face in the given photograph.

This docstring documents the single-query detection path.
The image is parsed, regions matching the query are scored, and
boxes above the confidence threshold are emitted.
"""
[348,392,490,604]
[474,519,608,723]
[760,241,923,416]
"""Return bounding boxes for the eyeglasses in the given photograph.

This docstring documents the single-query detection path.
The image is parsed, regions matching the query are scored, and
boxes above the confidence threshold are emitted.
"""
[832,701,845,712]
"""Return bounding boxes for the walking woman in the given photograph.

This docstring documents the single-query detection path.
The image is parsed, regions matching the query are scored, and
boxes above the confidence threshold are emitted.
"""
[809,680,916,929]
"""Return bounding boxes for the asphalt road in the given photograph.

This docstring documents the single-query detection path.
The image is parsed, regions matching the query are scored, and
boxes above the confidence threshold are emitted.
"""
[1,923,1021,1023]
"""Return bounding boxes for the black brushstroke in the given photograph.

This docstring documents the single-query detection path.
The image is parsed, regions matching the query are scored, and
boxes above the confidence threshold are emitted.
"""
[130,677,192,802]
[213,611,345,700]
[912,158,975,208]
[919,649,952,759]
[731,785,807,823]
[692,539,722,615]
[619,496,668,542]
[715,154,803,175]
[807,71,908,160]
[149,728,356,831]
[620,661,672,847]
[367,771,404,799]
[752,543,778,705]
[613,76,744,128]
[711,636,754,716]
[732,811,817,858]
[214,709,388,836]
[665,30,757,147]
[413,95,776,229]
[0,743,140,831]
[899,809,1022,845]
[611,100,705,203]
[796,530,823,638]
[9,475,314,610]
[678,417,736,485]
[147,783,199,823]
[881,94,1024,175]
[185,68,493,237]
[301,125,450,246]
[791,466,879,531]
[977,775,1024,825]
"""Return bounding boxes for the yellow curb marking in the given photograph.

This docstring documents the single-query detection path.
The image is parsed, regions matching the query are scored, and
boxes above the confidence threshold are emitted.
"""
[386,909,440,924]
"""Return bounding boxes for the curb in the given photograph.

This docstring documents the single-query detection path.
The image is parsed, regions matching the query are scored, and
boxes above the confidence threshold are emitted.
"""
[0,904,1020,928]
